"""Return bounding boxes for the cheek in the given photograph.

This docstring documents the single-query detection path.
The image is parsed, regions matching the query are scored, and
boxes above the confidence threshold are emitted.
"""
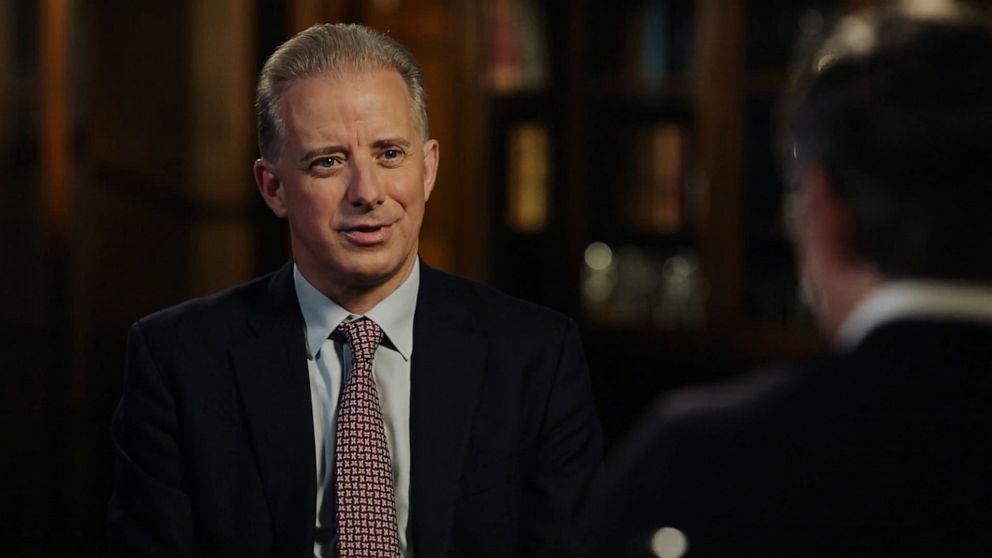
[401,199,427,229]
[401,189,428,218]
[287,201,344,244]
[292,182,344,213]
[797,240,820,291]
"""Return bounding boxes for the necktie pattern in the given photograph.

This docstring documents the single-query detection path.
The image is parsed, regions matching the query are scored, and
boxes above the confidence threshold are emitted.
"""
[335,319,400,558]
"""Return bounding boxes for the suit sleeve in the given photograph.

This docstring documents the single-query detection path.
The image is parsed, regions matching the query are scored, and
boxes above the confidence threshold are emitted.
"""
[582,408,683,558]
[107,322,196,557]
[525,318,603,557]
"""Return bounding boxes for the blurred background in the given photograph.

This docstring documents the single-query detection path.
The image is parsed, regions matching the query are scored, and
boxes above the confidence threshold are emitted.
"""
[1,0,958,554]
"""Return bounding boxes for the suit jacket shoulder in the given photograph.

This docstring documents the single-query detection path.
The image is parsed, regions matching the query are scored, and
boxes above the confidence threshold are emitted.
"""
[418,263,576,337]
[413,263,601,558]
[133,265,289,353]
[593,319,992,557]
[109,261,314,558]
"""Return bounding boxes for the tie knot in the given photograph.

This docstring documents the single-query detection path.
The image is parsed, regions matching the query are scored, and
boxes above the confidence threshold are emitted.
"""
[337,318,383,363]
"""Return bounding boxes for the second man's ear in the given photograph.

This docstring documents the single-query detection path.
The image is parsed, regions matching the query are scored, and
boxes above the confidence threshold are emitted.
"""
[254,159,288,218]
[800,164,860,265]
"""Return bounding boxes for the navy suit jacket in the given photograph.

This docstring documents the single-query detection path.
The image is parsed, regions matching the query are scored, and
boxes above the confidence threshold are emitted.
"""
[107,260,602,557]
[591,319,992,557]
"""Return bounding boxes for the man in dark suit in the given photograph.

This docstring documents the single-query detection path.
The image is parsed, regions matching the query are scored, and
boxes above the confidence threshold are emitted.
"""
[107,23,601,558]
[590,4,992,557]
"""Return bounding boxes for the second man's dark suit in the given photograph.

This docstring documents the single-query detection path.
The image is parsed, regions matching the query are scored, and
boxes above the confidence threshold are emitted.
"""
[592,318,992,557]
[108,260,602,558]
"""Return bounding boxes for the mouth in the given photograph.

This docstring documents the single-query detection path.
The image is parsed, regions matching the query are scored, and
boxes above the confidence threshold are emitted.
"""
[339,222,393,246]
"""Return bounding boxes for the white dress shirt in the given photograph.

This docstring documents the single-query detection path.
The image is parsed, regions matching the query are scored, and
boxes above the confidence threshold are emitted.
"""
[294,262,419,558]
[836,280,992,350]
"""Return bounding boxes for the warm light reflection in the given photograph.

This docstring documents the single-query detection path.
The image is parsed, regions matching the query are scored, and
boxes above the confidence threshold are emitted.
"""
[815,0,962,76]
[650,526,688,558]
[584,241,614,271]
[815,53,836,72]
[902,0,963,20]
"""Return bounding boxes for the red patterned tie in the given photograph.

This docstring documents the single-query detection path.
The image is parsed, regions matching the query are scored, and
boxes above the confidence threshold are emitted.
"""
[335,318,400,558]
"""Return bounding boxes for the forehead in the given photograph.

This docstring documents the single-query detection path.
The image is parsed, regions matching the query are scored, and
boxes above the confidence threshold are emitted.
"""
[279,68,416,143]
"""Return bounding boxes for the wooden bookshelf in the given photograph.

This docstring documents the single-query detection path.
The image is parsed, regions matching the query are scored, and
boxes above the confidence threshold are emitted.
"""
[480,0,837,416]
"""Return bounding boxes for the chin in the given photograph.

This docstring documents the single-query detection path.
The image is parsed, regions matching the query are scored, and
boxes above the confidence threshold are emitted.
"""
[338,256,412,286]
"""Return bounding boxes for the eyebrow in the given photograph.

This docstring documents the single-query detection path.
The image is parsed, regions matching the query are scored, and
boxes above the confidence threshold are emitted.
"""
[372,137,413,151]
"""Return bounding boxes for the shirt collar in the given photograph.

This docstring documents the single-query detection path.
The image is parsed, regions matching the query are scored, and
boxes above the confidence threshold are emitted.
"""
[836,279,992,350]
[293,259,420,361]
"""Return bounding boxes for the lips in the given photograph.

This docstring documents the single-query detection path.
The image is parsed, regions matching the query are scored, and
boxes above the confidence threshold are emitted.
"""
[340,222,393,246]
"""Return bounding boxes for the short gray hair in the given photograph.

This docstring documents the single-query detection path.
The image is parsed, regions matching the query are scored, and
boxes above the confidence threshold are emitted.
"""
[256,23,429,162]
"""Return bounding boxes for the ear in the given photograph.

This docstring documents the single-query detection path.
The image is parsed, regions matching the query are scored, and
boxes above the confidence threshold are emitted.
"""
[254,158,288,218]
[800,163,856,265]
[798,163,884,338]
[421,139,439,202]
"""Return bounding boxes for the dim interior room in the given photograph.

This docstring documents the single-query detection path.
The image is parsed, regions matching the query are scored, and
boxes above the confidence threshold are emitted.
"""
[3,0,956,554]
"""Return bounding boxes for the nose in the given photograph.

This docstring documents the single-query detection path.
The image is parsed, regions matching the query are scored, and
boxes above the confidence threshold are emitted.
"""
[345,158,385,208]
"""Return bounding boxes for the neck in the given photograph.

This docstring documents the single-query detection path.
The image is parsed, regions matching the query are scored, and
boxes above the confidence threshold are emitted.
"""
[815,266,886,339]
[298,256,417,315]
[328,286,394,315]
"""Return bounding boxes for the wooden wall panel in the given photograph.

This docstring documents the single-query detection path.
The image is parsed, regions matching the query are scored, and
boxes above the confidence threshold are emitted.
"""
[362,0,488,280]
[188,0,255,295]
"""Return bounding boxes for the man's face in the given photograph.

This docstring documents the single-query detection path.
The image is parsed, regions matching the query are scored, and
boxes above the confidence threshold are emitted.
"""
[256,69,438,304]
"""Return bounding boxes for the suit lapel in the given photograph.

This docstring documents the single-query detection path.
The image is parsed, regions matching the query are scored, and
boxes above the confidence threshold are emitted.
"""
[230,262,316,557]
[410,263,489,557]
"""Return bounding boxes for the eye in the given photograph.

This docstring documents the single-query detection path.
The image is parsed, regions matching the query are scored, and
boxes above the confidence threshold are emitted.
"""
[308,156,343,173]
[379,148,405,165]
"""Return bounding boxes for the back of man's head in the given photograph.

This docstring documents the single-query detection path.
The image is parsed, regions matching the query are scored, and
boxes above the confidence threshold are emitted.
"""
[783,2,992,282]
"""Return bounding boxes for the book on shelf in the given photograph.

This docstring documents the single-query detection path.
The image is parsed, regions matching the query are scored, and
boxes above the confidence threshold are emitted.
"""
[621,0,696,93]
[505,122,551,233]
[484,0,549,94]
[628,123,688,233]
[640,0,672,90]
